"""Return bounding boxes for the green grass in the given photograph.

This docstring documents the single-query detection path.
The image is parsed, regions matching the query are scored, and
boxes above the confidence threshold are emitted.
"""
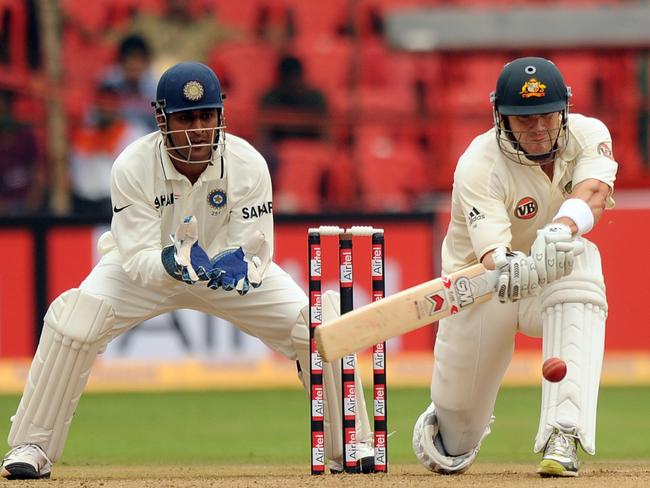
[0,386,648,466]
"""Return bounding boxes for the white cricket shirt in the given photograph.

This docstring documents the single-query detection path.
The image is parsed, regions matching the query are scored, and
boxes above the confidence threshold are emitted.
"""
[97,131,274,287]
[442,113,618,273]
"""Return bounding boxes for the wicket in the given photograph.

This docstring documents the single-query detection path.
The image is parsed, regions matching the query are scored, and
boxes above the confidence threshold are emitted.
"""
[307,225,388,475]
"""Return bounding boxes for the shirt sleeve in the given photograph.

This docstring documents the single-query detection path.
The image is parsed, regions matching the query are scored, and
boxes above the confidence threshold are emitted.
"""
[224,154,275,258]
[110,157,171,287]
[455,156,512,260]
[571,118,618,208]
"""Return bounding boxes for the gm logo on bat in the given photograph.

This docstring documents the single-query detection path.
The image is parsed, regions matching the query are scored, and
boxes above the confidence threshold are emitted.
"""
[425,275,475,317]
[454,277,475,307]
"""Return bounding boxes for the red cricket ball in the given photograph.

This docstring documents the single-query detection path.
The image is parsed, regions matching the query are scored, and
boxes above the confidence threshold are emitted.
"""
[542,357,567,382]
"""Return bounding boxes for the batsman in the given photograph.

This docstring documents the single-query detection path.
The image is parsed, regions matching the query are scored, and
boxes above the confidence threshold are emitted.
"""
[413,57,617,477]
[0,62,374,479]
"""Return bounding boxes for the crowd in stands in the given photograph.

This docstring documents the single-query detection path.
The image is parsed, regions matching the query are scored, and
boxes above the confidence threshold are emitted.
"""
[1,0,649,218]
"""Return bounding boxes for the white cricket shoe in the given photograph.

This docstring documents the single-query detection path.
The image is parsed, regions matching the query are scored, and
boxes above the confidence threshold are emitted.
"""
[328,441,375,474]
[537,427,579,477]
[1,444,52,480]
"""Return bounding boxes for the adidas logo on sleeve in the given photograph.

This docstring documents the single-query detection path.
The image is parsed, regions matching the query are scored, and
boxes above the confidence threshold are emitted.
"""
[468,206,485,225]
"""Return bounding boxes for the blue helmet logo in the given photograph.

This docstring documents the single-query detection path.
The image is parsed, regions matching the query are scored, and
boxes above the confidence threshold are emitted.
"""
[154,62,224,114]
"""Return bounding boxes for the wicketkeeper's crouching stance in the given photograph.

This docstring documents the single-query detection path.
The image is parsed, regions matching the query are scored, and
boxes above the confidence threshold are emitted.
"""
[0,62,374,480]
[412,57,616,477]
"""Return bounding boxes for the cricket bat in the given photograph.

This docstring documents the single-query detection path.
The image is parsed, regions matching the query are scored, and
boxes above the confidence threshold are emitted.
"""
[315,263,500,362]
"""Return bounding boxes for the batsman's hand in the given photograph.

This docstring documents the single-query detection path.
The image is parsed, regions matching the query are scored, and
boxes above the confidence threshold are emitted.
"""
[492,247,540,303]
[207,231,271,295]
[530,223,584,286]
[161,216,212,284]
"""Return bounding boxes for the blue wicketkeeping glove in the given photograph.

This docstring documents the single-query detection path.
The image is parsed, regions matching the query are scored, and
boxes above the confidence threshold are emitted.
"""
[207,231,271,295]
[162,216,212,284]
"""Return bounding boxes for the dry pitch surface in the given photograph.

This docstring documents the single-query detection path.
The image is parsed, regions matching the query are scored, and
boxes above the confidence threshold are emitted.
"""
[8,463,649,487]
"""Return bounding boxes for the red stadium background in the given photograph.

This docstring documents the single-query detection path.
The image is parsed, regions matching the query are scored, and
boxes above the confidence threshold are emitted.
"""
[1,207,649,362]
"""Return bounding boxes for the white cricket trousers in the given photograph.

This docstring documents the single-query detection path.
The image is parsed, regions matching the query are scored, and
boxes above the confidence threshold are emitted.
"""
[82,250,308,359]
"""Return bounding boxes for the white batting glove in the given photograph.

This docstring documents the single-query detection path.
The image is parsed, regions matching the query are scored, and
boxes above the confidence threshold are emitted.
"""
[530,223,581,286]
[492,247,540,303]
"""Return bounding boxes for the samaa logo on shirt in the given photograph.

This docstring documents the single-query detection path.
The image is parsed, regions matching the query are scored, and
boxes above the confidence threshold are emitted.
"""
[154,192,176,209]
[515,197,538,220]
[242,201,273,219]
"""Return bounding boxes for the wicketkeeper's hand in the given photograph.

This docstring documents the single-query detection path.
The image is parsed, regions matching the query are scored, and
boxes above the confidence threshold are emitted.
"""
[207,231,271,295]
[161,216,212,284]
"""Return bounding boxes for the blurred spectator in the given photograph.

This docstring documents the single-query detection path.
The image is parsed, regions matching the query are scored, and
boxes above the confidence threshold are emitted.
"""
[101,34,158,131]
[120,0,243,75]
[69,82,148,218]
[254,3,295,46]
[258,55,335,212]
[258,55,329,145]
[0,89,45,215]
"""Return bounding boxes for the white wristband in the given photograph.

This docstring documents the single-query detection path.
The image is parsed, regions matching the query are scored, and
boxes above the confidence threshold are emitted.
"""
[553,198,594,235]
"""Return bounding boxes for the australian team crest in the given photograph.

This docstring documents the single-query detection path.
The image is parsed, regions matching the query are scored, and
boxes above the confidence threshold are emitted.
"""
[207,189,227,213]
[520,78,546,99]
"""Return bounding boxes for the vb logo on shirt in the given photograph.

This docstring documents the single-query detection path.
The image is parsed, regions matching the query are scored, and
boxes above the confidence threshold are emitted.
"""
[515,197,538,220]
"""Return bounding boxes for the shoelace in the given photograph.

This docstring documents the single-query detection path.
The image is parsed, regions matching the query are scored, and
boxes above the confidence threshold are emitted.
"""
[546,432,577,458]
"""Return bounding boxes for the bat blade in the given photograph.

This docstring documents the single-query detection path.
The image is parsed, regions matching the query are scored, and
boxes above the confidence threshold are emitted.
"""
[315,263,499,362]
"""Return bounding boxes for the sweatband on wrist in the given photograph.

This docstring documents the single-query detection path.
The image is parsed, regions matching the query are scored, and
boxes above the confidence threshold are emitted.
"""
[553,198,594,235]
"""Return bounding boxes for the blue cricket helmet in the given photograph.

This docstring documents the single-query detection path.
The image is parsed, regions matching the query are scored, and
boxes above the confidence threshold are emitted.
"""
[490,57,571,165]
[153,62,224,114]
[492,57,570,116]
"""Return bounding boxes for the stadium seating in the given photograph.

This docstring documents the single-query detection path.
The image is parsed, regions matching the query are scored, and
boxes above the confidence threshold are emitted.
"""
[273,139,358,213]
[289,0,349,42]
[292,39,354,116]
[207,41,279,138]
[8,0,649,214]
[354,123,431,211]
[211,0,261,33]
[0,0,28,73]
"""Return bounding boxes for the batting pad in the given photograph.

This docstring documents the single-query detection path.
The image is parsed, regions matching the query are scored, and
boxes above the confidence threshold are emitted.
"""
[9,289,115,462]
[292,290,372,463]
[534,241,607,455]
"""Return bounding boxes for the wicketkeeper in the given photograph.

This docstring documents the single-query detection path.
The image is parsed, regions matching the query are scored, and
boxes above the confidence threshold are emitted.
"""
[1,62,374,479]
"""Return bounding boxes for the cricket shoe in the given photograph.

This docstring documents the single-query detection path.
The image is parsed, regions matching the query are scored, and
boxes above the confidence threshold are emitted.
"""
[413,402,492,475]
[1,444,52,480]
[537,426,579,477]
[328,442,376,474]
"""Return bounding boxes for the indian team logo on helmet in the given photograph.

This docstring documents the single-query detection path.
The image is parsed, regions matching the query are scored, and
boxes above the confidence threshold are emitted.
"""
[515,196,538,219]
[207,189,227,212]
[520,78,546,99]
[183,80,205,101]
